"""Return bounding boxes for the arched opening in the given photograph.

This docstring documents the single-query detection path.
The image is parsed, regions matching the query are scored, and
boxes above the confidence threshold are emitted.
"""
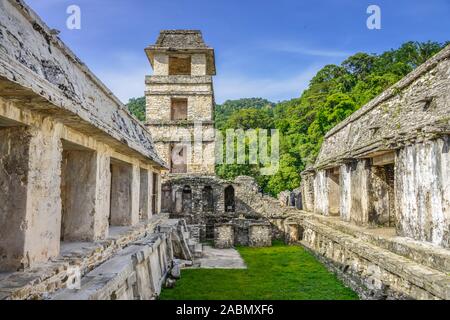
[289,192,296,207]
[161,185,172,213]
[202,186,214,212]
[224,185,235,212]
[182,185,192,213]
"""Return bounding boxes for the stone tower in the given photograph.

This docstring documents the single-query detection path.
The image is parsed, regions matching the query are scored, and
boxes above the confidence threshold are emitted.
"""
[145,30,216,176]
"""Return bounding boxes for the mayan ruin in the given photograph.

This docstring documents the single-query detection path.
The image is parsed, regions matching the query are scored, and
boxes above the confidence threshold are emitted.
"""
[0,0,449,304]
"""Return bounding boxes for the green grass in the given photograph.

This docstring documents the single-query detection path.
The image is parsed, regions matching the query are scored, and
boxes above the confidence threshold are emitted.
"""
[160,242,358,300]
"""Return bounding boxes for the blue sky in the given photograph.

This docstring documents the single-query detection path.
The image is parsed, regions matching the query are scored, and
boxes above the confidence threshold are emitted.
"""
[27,0,450,104]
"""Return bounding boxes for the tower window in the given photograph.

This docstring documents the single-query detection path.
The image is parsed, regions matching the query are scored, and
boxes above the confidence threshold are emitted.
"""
[171,98,188,121]
[169,56,191,75]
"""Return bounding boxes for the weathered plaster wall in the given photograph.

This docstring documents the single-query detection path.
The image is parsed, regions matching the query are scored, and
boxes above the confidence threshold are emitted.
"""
[61,149,97,241]
[0,93,162,270]
[0,126,30,270]
[248,224,272,247]
[396,137,450,248]
[139,169,149,221]
[214,224,234,249]
[191,54,207,76]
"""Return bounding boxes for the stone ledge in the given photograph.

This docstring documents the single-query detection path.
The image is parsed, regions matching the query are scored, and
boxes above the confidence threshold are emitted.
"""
[145,75,213,84]
[300,218,450,299]
[0,213,169,300]
[145,90,212,96]
[302,213,450,274]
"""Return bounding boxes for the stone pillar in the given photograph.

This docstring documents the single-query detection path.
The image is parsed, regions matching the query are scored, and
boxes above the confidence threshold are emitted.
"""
[23,122,63,268]
[156,173,162,214]
[300,173,315,212]
[139,168,149,221]
[131,164,140,225]
[314,170,329,215]
[340,164,351,222]
[340,160,370,225]
[395,137,450,248]
[94,150,111,239]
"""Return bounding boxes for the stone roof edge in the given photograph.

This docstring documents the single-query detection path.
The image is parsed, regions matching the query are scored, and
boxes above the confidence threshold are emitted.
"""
[9,0,167,168]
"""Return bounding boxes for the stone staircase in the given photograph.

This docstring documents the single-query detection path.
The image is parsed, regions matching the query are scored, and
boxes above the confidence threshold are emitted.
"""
[160,220,204,259]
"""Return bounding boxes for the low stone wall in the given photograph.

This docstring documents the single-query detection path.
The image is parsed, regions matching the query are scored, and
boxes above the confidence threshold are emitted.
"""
[293,213,450,300]
[51,233,172,300]
[0,215,192,300]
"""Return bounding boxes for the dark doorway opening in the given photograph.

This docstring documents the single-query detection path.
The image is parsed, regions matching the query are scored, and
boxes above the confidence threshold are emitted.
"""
[202,186,214,212]
[225,185,235,213]
[182,185,192,213]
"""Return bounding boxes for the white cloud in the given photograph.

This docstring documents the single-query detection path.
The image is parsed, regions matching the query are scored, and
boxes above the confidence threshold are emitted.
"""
[263,41,351,58]
[215,66,320,103]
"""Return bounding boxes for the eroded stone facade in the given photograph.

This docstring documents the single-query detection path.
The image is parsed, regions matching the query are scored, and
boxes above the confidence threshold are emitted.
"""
[295,43,450,299]
[145,30,216,175]
[0,0,197,300]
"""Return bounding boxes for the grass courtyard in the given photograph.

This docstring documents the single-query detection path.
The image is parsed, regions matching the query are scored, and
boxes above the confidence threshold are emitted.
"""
[160,242,358,300]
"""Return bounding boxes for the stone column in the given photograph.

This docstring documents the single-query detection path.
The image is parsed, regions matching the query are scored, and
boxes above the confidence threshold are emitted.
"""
[314,170,329,215]
[93,150,111,239]
[340,160,370,225]
[23,122,63,268]
[156,173,162,214]
[131,163,140,225]
[139,168,149,221]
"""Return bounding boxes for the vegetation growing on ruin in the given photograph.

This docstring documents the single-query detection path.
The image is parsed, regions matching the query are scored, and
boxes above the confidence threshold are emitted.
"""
[159,242,358,300]
[127,41,448,196]
[213,41,448,196]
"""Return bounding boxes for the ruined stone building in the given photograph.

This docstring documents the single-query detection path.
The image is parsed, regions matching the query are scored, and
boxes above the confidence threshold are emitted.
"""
[0,0,196,300]
[144,30,273,245]
[1,0,449,301]
[298,43,450,299]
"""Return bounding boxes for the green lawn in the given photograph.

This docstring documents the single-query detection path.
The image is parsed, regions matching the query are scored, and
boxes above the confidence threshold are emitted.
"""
[160,242,358,300]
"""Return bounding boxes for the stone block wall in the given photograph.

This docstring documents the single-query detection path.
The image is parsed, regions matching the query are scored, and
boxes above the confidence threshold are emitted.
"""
[214,224,234,249]
[248,223,272,247]
[49,219,193,300]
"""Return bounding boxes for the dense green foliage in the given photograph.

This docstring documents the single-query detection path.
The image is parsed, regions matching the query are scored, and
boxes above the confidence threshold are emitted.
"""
[215,41,448,196]
[215,98,275,129]
[160,242,358,300]
[126,97,146,121]
[126,41,448,196]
